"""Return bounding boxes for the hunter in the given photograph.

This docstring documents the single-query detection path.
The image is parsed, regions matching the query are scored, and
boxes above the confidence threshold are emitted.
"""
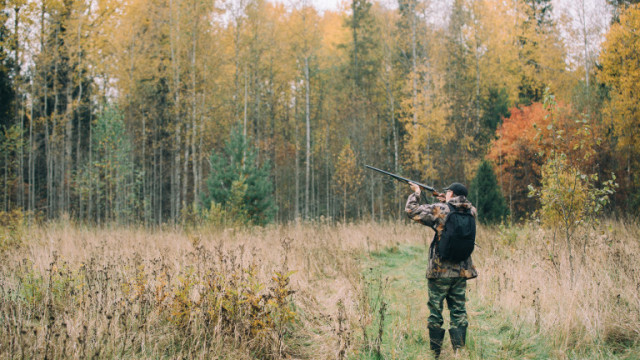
[405,182,477,359]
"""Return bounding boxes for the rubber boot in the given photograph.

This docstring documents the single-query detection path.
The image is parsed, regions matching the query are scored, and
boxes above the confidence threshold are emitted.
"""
[429,327,446,359]
[449,326,467,352]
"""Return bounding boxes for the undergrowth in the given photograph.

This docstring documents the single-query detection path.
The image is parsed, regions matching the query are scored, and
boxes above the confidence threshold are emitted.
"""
[0,220,638,359]
[0,241,298,359]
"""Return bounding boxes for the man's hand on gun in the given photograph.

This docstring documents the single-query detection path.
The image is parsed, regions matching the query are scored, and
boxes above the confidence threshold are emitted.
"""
[409,182,446,203]
[409,182,421,195]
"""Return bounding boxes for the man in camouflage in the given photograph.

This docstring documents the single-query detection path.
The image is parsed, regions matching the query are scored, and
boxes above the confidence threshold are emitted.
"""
[405,182,477,359]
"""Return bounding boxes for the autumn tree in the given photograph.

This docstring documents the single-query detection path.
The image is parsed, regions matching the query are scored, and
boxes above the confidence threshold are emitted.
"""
[599,4,640,210]
[377,4,403,213]
[311,9,349,220]
[530,153,616,284]
[472,0,521,104]
[451,0,520,158]
[340,0,387,220]
[518,0,553,104]
[290,2,322,219]
[110,0,222,224]
[398,0,451,186]
[608,0,640,22]
[24,0,96,219]
[489,88,612,220]
[395,0,428,133]
[334,141,362,222]
[528,92,617,283]
[488,102,549,219]
[517,0,568,105]
[441,0,476,182]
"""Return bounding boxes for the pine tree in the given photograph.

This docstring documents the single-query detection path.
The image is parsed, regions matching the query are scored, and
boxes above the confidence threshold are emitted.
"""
[346,0,379,91]
[0,7,16,211]
[608,0,640,22]
[470,160,508,224]
[0,7,14,130]
[479,87,511,144]
[203,126,276,226]
[518,0,561,105]
[88,106,138,223]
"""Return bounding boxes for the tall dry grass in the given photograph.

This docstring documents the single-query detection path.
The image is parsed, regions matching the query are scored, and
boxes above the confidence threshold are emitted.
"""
[474,220,640,357]
[0,220,423,359]
[0,218,638,359]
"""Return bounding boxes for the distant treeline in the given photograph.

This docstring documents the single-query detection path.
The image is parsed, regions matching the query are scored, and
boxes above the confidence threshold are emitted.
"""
[0,0,638,224]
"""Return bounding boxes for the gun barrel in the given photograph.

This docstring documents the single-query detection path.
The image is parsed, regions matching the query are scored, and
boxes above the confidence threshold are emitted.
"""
[364,165,436,193]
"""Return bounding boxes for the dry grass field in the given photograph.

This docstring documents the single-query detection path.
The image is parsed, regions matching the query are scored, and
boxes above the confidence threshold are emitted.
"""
[472,221,640,359]
[0,217,639,359]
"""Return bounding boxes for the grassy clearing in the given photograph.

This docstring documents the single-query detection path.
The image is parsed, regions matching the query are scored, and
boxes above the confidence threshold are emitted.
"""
[0,219,638,359]
[358,221,640,360]
[360,244,553,360]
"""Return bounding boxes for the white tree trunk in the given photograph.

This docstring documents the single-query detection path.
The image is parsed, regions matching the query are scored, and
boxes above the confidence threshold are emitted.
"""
[294,100,300,220]
[191,5,199,210]
[170,0,182,222]
[304,56,311,219]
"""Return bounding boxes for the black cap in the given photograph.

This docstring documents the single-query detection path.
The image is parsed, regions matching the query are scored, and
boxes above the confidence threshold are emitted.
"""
[444,182,468,197]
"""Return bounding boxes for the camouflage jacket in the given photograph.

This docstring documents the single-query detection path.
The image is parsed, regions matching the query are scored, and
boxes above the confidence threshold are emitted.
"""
[405,192,478,280]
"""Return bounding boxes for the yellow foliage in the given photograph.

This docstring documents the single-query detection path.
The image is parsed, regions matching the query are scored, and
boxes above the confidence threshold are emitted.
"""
[534,152,616,231]
[473,0,522,102]
[319,11,350,67]
[514,0,571,99]
[599,5,640,172]
[334,141,362,195]
[538,155,588,228]
[400,39,451,180]
[201,179,250,229]
[334,141,362,220]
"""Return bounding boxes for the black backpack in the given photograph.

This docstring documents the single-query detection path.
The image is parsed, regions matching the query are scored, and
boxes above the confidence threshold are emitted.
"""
[437,203,476,262]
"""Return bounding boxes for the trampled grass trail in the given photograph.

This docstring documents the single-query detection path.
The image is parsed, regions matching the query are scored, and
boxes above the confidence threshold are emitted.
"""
[361,244,554,360]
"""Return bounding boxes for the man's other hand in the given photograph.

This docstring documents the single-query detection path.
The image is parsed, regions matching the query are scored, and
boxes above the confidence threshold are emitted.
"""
[409,182,421,195]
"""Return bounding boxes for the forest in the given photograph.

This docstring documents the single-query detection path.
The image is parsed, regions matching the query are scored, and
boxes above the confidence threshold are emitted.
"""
[1,0,638,225]
[1,1,640,359]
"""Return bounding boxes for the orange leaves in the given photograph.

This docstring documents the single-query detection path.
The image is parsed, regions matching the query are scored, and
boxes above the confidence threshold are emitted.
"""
[488,99,606,218]
[489,103,547,169]
[490,100,602,174]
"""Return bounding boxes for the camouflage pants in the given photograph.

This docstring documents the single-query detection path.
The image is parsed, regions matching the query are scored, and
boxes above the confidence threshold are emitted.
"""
[427,277,468,329]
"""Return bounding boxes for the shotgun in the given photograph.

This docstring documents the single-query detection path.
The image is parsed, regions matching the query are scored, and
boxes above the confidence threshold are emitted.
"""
[365,165,444,198]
